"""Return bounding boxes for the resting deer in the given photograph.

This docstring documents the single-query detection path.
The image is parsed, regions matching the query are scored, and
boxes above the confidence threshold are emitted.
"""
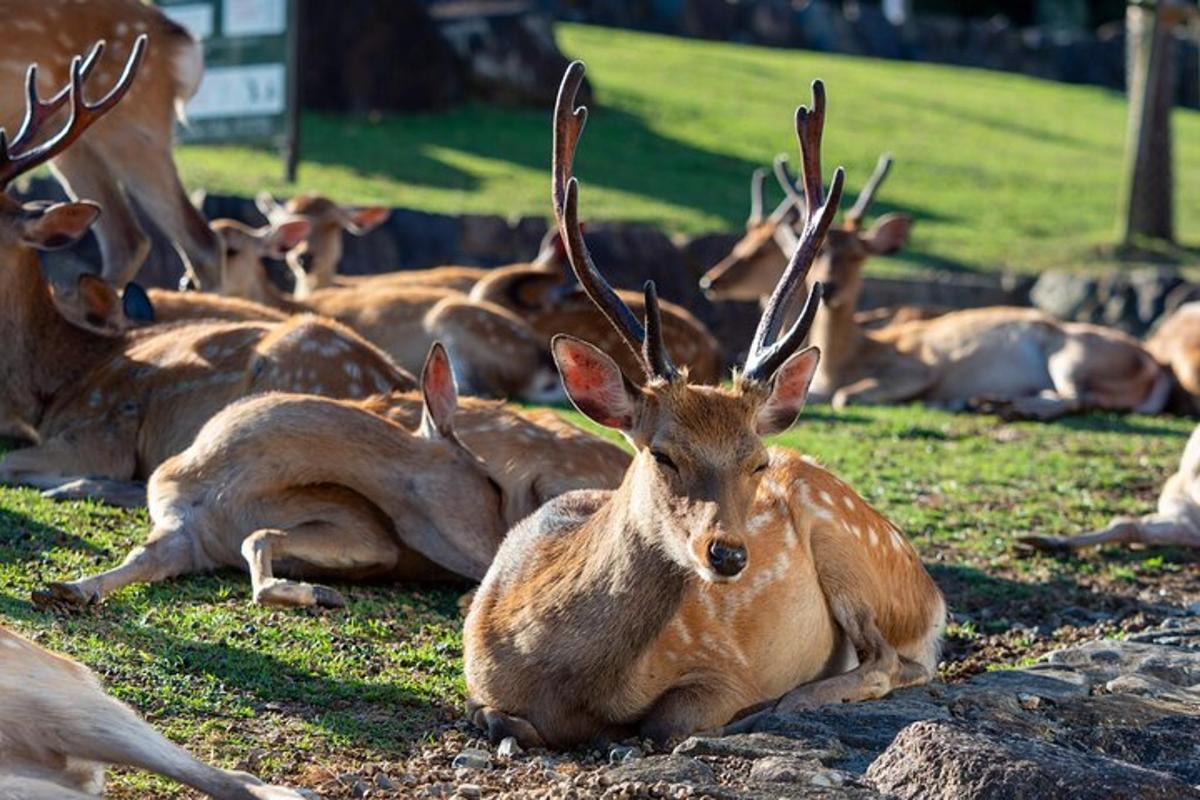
[0,43,414,506]
[0,2,221,288]
[0,625,305,799]
[1021,422,1200,551]
[256,191,488,295]
[198,227,563,401]
[700,154,923,331]
[463,65,945,749]
[1146,302,1200,415]
[36,343,630,609]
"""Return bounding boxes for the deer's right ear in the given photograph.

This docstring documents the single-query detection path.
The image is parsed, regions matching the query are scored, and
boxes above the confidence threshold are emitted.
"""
[419,342,459,439]
[755,346,820,435]
[263,218,312,259]
[20,202,101,250]
[344,206,390,235]
[552,335,638,430]
[861,213,912,255]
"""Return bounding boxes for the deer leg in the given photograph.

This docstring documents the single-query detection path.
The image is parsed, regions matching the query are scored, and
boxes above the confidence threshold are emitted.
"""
[117,141,222,291]
[830,367,933,409]
[640,683,751,744]
[49,147,150,286]
[467,700,548,749]
[0,776,97,800]
[241,529,347,609]
[39,477,148,508]
[33,525,197,608]
[1020,514,1198,551]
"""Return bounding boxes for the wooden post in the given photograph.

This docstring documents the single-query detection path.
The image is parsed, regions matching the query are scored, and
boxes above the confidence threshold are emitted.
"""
[283,0,301,183]
[1118,0,1179,246]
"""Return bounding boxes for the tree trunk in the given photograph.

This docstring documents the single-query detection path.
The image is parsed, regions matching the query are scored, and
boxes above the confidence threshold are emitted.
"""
[1119,1,1178,246]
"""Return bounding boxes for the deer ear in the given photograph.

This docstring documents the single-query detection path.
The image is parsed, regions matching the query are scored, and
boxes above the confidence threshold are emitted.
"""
[255,191,286,221]
[21,202,100,250]
[50,273,122,335]
[263,218,311,259]
[552,334,638,431]
[344,206,390,235]
[419,342,459,439]
[861,213,912,255]
[122,282,156,324]
[755,347,820,435]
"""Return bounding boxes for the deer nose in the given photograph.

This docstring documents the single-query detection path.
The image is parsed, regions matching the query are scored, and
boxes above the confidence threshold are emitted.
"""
[707,540,747,577]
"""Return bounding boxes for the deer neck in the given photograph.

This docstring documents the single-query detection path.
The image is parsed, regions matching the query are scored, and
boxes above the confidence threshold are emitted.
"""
[0,251,121,429]
[549,476,691,679]
[809,298,865,391]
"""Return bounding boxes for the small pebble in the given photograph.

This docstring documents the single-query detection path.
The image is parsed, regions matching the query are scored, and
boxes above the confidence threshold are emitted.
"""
[1018,692,1041,710]
[456,784,482,800]
[608,745,643,764]
[452,748,492,771]
[373,774,395,790]
[497,736,522,758]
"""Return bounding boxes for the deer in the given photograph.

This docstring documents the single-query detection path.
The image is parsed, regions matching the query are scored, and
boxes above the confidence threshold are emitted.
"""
[0,1,222,289]
[462,64,945,749]
[1020,422,1200,551]
[0,625,306,799]
[35,343,631,609]
[0,42,415,506]
[699,154,925,331]
[256,191,488,295]
[193,223,564,402]
[1145,302,1200,415]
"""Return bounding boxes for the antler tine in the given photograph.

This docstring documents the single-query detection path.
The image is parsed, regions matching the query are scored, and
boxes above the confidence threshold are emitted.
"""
[0,35,146,190]
[748,167,766,225]
[844,152,893,229]
[743,80,845,383]
[771,154,803,210]
[642,281,677,380]
[552,61,588,222]
[9,40,104,153]
[553,62,673,381]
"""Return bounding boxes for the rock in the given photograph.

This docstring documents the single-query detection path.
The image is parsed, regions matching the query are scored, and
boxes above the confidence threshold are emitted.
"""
[497,736,523,758]
[1045,640,1200,687]
[674,732,845,763]
[608,744,643,764]
[952,665,1092,704]
[454,784,482,800]
[602,754,716,786]
[750,755,849,787]
[373,774,395,790]
[866,719,1200,799]
[451,748,492,771]
[1031,271,1099,322]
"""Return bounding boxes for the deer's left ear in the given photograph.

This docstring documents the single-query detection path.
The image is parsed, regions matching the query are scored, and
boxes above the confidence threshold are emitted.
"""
[344,206,390,235]
[20,202,101,250]
[755,347,820,435]
[861,213,912,255]
[419,342,459,439]
[263,218,312,259]
[552,334,639,431]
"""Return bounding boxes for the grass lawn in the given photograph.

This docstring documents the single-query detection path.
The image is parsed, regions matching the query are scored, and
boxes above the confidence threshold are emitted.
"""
[3,404,1198,797]
[174,23,1200,276]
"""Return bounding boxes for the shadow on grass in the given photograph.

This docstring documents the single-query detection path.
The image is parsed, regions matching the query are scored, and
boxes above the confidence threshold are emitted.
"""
[1054,415,1192,438]
[0,507,107,556]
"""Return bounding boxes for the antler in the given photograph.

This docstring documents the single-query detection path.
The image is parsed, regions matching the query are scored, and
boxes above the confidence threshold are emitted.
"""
[742,80,845,384]
[844,152,893,230]
[747,167,766,225]
[0,35,146,190]
[552,61,677,382]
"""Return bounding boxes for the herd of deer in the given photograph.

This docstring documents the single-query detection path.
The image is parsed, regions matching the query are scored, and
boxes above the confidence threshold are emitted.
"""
[2,4,1199,798]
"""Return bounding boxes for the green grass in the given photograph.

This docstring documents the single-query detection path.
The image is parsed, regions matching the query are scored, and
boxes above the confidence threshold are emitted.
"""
[173,23,1200,275]
[3,405,1197,796]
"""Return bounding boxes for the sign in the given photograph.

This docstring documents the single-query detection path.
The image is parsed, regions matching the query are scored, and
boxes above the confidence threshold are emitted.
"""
[155,0,298,173]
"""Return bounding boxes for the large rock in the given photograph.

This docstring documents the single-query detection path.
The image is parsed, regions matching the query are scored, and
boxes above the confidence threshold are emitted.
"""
[866,719,1200,800]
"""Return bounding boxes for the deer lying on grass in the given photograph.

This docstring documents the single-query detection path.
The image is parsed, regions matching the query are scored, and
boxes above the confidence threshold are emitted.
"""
[0,43,414,506]
[463,65,945,749]
[1021,422,1200,551]
[36,343,630,608]
[0,2,221,288]
[0,625,305,799]
[199,226,563,401]
[700,154,924,331]
[256,192,488,294]
[1146,302,1200,415]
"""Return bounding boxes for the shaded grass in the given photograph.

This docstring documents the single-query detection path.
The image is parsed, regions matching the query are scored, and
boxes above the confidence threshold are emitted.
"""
[175,24,1200,276]
[2,405,1198,796]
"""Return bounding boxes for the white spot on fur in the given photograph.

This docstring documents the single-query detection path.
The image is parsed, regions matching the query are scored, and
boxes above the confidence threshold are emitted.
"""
[890,529,905,552]
[746,511,773,535]
[842,495,855,510]
[818,490,833,506]
[868,528,879,547]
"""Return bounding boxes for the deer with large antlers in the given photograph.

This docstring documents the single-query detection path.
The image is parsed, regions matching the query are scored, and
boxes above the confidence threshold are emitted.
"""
[0,625,306,799]
[700,154,917,327]
[0,42,414,506]
[463,65,945,748]
[0,1,221,288]
[36,343,630,609]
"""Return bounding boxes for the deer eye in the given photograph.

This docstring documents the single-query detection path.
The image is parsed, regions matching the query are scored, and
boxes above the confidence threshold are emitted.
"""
[753,461,770,474]
[651,450,677,472]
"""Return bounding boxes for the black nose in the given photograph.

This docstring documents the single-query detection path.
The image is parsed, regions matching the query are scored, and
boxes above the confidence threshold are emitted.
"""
[708,541,747,577]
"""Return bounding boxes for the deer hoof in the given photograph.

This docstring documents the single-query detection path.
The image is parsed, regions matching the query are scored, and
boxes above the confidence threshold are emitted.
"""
[311,585,346,608]
[31,581,96,609]
[1016,534,1076,554]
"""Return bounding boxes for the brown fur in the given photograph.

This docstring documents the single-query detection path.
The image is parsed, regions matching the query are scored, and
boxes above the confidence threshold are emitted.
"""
[1146,302,1200,414]
[0,626,305,798]
[0,0,221,287]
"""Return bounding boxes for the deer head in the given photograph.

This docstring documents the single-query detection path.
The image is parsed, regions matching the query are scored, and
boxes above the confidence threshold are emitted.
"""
[0,39,151,334]
[699,152,910,308]
[550,63,842,581]
[209,217,312,305]
[256,192,390,293]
